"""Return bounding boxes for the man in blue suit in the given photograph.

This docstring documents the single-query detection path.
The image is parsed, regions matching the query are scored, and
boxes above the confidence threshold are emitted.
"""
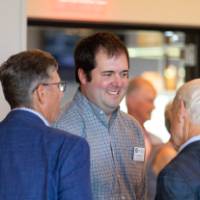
[0,49,92,200]
[155,79,200,200]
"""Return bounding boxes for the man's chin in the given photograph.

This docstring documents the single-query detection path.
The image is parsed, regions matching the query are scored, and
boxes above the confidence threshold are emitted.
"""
[105,105,118,114]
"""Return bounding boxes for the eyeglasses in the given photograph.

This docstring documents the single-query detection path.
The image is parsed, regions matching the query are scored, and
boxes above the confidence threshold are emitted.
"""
[42,81,67,92]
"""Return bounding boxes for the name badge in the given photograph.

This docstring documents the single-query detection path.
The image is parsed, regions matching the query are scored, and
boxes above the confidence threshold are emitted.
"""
[133,147,145,162]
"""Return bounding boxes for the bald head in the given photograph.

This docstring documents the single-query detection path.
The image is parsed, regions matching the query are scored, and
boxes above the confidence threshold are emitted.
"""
[126,77,157,125]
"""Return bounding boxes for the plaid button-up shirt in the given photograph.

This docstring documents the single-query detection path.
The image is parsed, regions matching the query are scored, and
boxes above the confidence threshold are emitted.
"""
[54,90,145,200]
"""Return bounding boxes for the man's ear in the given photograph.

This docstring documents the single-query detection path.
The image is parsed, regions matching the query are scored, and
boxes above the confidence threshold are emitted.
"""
[78,68,87,84]
[34,84,46,105]
[178,99,187,122]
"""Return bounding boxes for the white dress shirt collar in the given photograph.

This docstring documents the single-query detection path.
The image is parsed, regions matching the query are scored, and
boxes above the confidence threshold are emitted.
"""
[12,107,50,126]
[179,135,200,152]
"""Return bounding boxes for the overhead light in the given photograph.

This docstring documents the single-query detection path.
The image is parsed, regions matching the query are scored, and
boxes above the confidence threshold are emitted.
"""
[164,31,174,37]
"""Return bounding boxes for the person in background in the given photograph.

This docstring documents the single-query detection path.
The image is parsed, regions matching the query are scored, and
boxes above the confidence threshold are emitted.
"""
[126,76,163,200]
[0,49,92,200]
[54,32,145,200]
[146,101,177,200]
[155,79,200,200]
[152,102,177,175]
[126,77,162,153]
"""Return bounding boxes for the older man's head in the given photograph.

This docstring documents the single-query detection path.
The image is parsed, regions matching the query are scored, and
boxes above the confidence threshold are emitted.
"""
[170,79,200,149]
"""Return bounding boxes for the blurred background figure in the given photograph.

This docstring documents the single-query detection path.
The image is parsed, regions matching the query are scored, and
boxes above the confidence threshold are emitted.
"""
[148,101,177,199]
[126,76,163,200]
[152,102,177,176]
[126,76,162,157]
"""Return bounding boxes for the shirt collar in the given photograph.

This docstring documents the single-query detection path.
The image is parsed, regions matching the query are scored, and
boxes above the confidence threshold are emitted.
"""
[75,90,120,126]
[12,107,50,126]
[179,135,200,152]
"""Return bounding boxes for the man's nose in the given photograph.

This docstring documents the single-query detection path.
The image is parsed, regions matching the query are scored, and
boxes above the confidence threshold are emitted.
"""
[112,74,124,86]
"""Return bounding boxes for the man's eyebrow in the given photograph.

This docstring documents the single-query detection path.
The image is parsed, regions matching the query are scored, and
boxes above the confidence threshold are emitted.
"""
[121,70,129,72]
[101,69,129,73]
[101,71,114,74]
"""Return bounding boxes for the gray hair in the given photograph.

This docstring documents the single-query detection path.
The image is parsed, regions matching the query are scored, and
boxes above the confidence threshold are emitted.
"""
[0,49,58,109]
[174,79,200,125]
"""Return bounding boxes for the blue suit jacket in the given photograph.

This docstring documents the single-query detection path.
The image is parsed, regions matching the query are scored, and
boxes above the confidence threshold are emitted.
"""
[155,140,200,200]
[0,110,92,200]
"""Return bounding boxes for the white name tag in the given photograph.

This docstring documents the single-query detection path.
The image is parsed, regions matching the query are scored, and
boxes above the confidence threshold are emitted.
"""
[133,147,145,162]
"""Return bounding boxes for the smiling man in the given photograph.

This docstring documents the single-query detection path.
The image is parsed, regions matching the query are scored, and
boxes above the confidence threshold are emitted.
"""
[54,32,145,200]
